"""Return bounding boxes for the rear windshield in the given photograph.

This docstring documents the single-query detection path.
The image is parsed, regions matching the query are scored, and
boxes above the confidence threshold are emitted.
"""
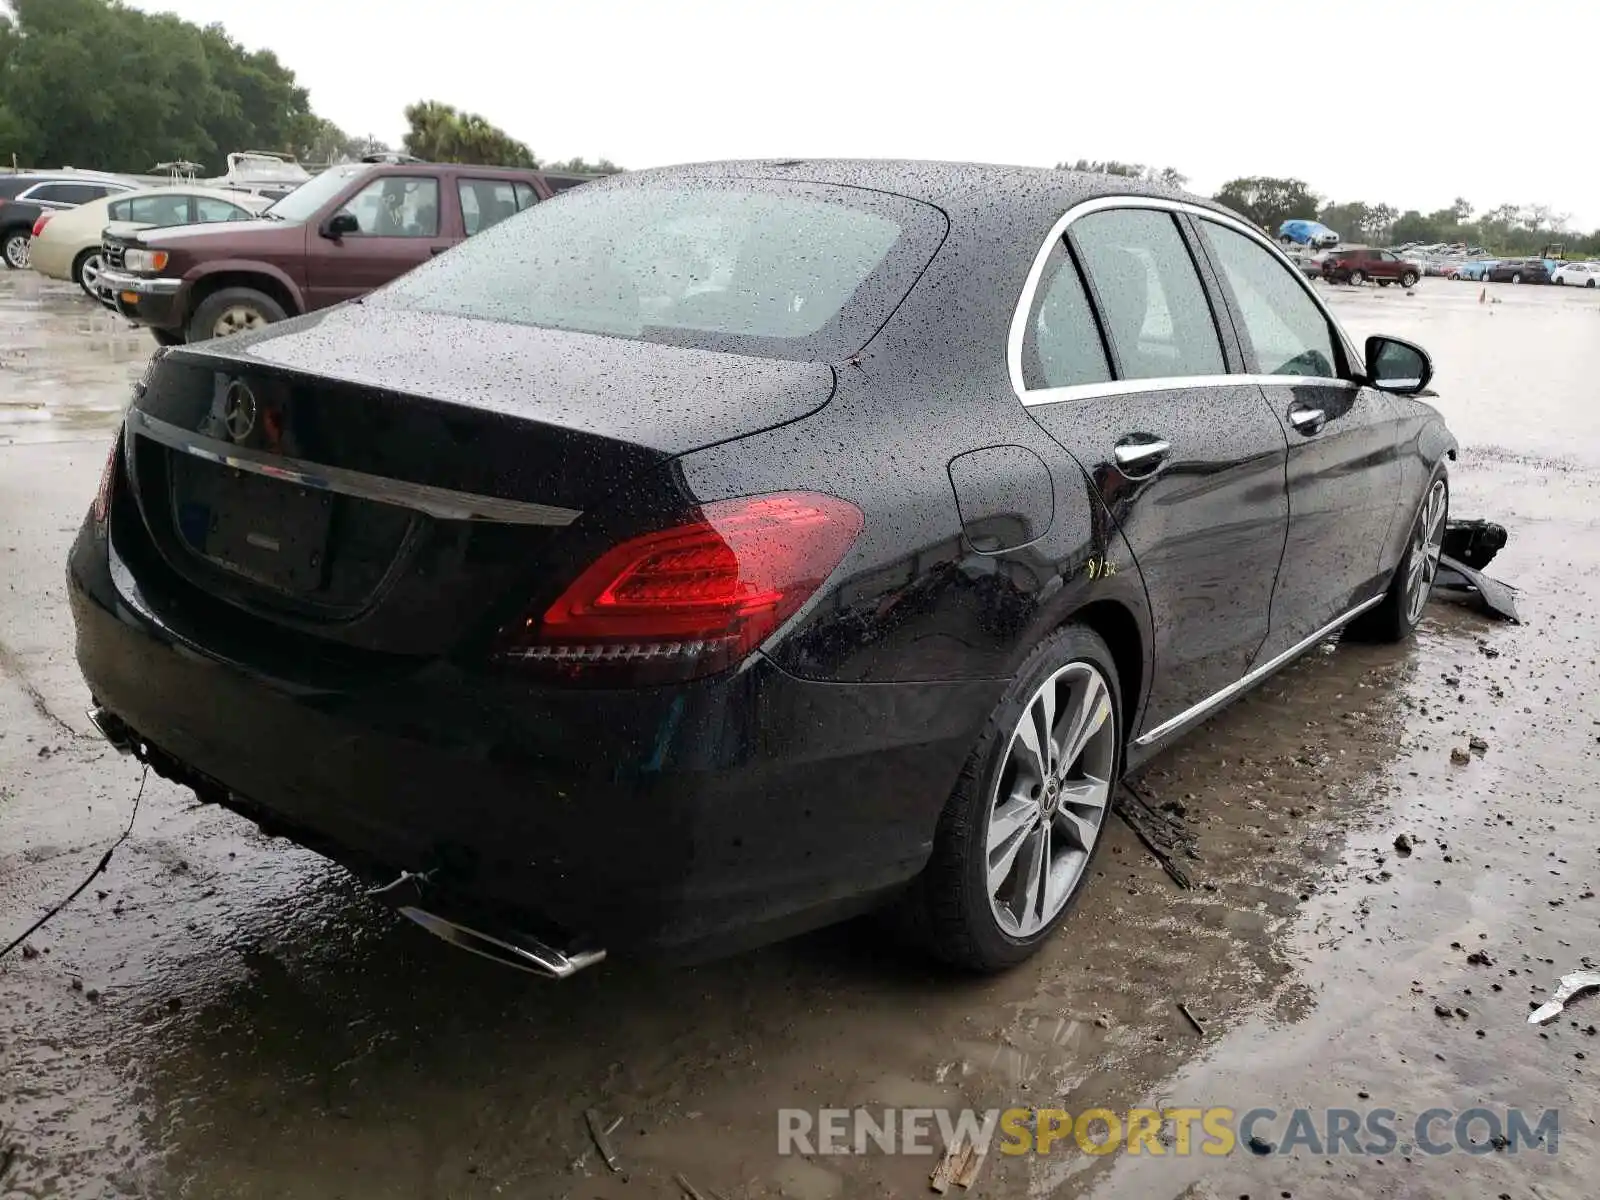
[374,179,947,361]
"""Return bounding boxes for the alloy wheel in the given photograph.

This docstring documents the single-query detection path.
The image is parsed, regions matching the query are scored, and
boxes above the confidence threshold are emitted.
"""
[3,234,29,270]
[1405,479,1448,625]
[1349,270,1365,285]
[78,253,103,293]
[985,661,1116,939]
[212,304,268,338]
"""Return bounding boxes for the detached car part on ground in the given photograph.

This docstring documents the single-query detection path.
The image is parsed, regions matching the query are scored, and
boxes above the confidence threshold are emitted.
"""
[71,163,1458,977]
[97,160,558,344]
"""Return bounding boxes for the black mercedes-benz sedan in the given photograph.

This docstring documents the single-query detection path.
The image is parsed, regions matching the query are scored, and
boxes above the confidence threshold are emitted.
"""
[68,161,1455,976]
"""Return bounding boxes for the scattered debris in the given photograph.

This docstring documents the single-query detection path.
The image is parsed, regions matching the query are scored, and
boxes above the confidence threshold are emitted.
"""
[1528,971,1600,1025]
[1115,781,1194,889]
[929,1129,986,1192]
[1450,747,1472,765]
[1434,1003,1454,1019]
[1469,735,1490,754]
[675,1172,711,1200]
[583,1108,624,1175]
[1093,1012,1113,1029]
[1394,833,1414,856]
[18,943,38,960]
[1178,1003,1206,1035]
[1467,950,1493,967]
[1247,1134,1275,1155]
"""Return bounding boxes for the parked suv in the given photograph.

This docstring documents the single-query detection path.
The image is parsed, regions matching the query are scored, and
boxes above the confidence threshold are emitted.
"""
[0,172,136,269]
[98,161,558,343]
[1486,259,1552,284]
[1321,247,1421,288]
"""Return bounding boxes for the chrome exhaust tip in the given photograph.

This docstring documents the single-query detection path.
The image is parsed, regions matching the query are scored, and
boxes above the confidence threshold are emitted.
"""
[86,706,136,754]
[397,906,605,979]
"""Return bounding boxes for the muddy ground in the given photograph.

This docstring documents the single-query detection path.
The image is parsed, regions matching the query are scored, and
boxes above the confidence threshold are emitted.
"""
[3,267,1600,1199]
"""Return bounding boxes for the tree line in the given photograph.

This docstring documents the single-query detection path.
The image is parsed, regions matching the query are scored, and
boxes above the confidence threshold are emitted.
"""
[0,0,618,176]
[1067,164,1596,258]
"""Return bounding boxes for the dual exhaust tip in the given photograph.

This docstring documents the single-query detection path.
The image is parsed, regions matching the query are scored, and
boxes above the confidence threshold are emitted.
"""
[87,706,605,979]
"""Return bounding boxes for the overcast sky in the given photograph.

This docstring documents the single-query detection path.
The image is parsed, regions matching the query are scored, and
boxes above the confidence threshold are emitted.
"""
[130,0,1598,229]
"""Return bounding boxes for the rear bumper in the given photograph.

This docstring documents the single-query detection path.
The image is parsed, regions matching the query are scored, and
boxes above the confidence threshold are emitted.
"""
[68,514,997,958]
[99,269,185,330]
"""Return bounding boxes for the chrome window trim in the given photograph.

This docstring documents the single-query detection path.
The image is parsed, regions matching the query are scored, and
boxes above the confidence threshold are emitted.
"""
[127,408,582,528]
[1008,194,1362,407]
[1133,592,1385,748]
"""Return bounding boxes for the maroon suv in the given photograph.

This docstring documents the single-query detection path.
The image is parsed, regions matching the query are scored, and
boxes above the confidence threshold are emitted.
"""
[98,161,559,343]
[1321,246,1420,288]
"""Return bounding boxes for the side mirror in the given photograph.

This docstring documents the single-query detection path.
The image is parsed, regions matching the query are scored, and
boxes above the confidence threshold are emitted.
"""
[1363,335,1433,395]
[321,211,359,239]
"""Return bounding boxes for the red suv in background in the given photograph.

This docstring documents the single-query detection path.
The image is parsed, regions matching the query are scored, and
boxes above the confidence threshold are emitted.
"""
[97,160,563,343]
[1321,247,1420,287]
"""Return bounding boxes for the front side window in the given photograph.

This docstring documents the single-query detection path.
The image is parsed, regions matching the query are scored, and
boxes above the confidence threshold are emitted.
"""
[1070,208,1225,380]
[107,200,130,222]
[376,181,945,361]
[1198,220,1341,379]
[1021,240,1111,389]
[194,196,251,223]
[338,176,440,237]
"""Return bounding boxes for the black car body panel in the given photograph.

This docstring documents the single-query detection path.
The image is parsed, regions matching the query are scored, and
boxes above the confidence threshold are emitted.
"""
[69,160,1456,960]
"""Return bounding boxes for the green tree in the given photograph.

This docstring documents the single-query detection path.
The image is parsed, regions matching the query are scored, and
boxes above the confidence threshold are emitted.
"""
[544,156,624,176]
[402,100,536,167]
[0,0,322,173]
[1213,176,1320,232]
[1058,159,1188,188]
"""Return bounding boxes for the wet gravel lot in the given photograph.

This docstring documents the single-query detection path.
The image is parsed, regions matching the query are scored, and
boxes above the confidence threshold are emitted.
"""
[4,269,1600,1199]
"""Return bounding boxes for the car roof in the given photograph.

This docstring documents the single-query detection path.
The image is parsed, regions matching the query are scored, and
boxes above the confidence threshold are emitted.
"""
[591,158,1247,228]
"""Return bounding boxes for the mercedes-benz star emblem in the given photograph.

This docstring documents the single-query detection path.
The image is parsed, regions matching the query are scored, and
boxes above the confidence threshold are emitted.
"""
[222,381,258,441]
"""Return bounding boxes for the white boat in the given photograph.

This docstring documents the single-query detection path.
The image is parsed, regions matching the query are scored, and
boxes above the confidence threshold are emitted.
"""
[206,151,312,200]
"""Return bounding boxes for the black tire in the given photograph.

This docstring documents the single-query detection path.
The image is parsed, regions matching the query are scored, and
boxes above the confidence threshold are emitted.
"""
[1349,269,1365,285]
[911,624,1123,971]
[1587,279,1596,289]
[150,329,185,348]
[1400,271,1419,288]
[1347,465,1449,644]
[71,248,103,297]
[187,286,287,342]
[1511,273,1522,285]
[1,228,29,270]
[1376,279,1392,288]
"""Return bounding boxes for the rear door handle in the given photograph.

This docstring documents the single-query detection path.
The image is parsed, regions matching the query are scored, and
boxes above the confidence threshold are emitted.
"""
[1288,406,1327,435]
[1113,438,1172,473]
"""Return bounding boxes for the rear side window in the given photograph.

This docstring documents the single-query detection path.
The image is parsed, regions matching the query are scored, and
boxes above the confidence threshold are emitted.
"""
[125,194,193,225]
[1070,209,1226,380]
[376,180,947,362]
[1021,240,1111,389]
[458,179,525,236]
[1197,220,1340,378]
[107,199,130,221]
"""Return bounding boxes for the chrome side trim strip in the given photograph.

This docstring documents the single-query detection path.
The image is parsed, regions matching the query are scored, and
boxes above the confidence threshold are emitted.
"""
[1132,593,1385,748]
[1020,373,1357,408]
[1006,193,1364,405]
[127,408,581,527]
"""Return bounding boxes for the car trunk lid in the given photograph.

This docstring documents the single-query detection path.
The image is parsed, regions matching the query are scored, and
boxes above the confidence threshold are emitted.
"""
[120,307,836,660]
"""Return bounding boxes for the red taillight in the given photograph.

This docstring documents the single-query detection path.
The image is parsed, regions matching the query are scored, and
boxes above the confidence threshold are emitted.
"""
[31,213,53,238]
[498,491,863,681]
[92,432,120,524]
